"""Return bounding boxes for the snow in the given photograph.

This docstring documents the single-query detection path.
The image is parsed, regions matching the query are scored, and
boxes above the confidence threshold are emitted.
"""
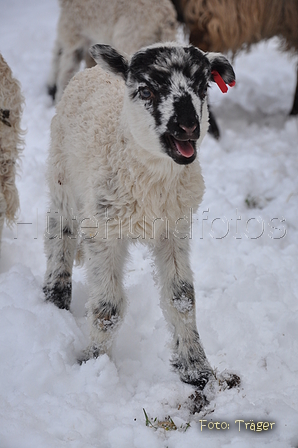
[0,1,298,446]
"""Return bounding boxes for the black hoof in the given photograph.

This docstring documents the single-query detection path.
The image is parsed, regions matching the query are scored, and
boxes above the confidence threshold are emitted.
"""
[188,390,209,414]
[289,106,298,116]
[181,370,213,391]
[47,84,57,101]
[77,345,102,364]
[219,372,241,390]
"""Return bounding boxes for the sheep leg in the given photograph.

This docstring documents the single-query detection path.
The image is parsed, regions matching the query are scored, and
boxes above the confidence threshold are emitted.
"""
[43,210,78,310]
[84,50,96,69]
[153,234,214,390]
[208,104,220,139]
[47,38,63,101]
[55,47,84,102]
[80,238,128,361]
[289,66,298,116]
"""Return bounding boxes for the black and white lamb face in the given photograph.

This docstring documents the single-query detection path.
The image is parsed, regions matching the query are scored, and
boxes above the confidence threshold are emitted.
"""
[90,43,235,165]
[126,45,210,165]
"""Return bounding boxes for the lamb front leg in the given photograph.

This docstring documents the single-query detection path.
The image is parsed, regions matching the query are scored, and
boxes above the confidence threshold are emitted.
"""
[153,234,214,390]
[81,237,128,361]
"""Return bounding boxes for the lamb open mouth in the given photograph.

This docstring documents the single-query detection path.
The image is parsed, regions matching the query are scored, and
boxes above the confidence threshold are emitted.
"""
[164,134,197,165]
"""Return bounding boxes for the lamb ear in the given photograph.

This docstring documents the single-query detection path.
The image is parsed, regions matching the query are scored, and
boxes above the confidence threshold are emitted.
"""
[89,44,128,81]
[206,52,236,92]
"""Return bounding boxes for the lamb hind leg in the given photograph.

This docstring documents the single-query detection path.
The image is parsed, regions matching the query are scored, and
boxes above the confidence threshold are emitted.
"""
[80,238,128,361]
[153,235,214,390]
[43,210,78,310]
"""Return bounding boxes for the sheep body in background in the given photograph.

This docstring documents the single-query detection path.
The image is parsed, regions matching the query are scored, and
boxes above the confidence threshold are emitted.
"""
[171,0,298,115]
[0,54,24,247]
[48,0,178,102]
[44,42,238,390]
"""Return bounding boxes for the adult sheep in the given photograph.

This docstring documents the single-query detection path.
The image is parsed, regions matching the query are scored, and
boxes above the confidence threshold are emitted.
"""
[171,0,298,116]
[48,0,178,102]
[43,42,238,390]
[0,54,24,247]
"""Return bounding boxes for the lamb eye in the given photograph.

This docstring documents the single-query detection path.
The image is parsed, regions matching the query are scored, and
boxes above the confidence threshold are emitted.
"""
[139,87,153,100]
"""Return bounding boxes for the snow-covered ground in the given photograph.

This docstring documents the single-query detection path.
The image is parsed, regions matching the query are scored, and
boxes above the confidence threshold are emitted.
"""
[1,1,298,447]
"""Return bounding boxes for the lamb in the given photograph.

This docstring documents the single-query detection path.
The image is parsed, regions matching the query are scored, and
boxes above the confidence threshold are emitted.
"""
[47,0,179,103]
[171,0,298,116]
[0,54,24,248]
[43,42,237,390]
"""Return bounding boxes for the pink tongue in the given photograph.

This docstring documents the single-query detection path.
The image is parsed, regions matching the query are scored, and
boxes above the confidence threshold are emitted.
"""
[174,139,194,158]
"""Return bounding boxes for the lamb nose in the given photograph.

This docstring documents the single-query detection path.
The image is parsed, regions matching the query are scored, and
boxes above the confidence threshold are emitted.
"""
[179,123,197,134]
